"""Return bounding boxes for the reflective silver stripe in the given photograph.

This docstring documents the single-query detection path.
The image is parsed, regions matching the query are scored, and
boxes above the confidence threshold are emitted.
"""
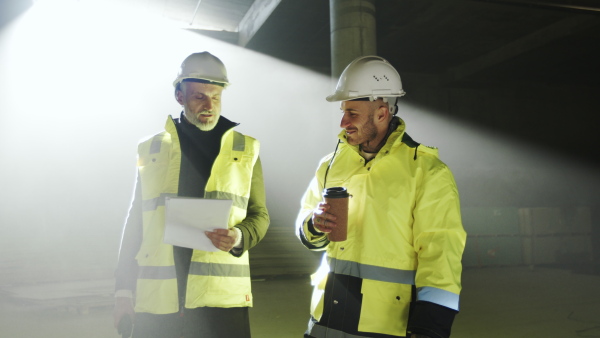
[327,257,416,285]
[309,323,370,338]
[417,286,460,311]
[149,135,163,154]
[204,191,248,210]
[142,193,178,212]
[189,262,250,277]
[233,132,245,151]
[138,266,176,279]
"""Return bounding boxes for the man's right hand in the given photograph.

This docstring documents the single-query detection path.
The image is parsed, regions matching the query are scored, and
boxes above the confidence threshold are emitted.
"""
[113,297,135,329]
[312,202,338,233]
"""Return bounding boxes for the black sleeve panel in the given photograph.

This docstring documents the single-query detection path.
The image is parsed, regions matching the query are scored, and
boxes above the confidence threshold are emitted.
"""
[407,301,458,338]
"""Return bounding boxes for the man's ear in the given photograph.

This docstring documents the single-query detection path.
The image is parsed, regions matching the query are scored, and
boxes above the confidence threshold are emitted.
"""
[376,105,389,123]
[175,89,184,105]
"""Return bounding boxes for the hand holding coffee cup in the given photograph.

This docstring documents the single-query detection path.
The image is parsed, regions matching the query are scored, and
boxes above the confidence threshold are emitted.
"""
[312,202,337,234]
[312,187,349,242]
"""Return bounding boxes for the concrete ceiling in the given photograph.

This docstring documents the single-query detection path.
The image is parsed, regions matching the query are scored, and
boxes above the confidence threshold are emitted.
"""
[181,0,600,90]
[184,0,600,169]
[3,0,598,87]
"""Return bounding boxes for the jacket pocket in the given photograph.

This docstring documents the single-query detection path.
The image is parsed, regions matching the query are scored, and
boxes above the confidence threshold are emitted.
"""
[359,279,411,336]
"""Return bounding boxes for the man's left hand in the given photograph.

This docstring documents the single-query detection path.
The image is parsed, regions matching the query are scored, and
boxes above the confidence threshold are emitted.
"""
[205,228,238,252]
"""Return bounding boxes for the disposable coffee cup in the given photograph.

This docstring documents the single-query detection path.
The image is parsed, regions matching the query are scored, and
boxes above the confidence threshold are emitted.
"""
[323,187,349,242]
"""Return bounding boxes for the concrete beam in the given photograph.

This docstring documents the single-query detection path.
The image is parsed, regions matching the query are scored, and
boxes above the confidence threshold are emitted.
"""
[466,0,600,14]
[238,0,282,47]
[443,14,600,84]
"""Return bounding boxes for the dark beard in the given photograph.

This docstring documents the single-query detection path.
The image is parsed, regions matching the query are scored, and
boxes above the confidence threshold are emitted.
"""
[360,113,379,152]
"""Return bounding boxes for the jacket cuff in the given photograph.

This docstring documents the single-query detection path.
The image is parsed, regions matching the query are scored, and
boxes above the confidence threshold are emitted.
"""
[306,218,324,236]
[298,216,328,250]
[232,227,243,248]
[229,227,244,257]
[407,301,457,338]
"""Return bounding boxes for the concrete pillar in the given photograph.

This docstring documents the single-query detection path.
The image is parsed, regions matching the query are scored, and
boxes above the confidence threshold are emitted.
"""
[329,0,377,79]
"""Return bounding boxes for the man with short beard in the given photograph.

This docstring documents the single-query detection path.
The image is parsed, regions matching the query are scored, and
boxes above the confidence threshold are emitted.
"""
[296,56,466,338]
[113,52,270,338]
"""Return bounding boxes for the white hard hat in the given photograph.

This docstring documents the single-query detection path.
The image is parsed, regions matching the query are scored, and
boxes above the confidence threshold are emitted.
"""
[326,55,405,102]
[173,52,229,88]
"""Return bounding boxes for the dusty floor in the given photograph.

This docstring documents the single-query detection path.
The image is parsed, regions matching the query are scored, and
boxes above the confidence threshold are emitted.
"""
[1,266,599,338]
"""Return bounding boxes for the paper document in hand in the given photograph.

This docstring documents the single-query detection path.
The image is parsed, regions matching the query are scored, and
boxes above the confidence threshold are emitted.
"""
[164,197,233,251]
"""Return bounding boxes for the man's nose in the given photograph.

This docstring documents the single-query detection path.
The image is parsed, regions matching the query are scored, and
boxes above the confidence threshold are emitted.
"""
[340,114,350,129]
[207,99,214,111]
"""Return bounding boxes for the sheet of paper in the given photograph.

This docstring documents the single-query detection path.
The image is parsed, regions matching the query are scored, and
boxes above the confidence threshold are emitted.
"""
[164,197,233,251]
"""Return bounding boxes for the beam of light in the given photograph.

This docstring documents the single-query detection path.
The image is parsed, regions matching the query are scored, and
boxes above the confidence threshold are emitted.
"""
[0,0,333,289]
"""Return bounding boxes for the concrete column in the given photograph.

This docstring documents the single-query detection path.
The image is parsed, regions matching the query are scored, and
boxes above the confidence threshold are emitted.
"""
[329,0,377,79]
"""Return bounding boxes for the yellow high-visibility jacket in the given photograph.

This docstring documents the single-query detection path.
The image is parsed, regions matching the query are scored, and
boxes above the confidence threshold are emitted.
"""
[135,116,260,314]
[296,118,466,337]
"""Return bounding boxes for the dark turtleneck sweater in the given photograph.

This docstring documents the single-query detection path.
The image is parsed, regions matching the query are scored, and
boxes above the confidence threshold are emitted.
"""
[173,113,237,310]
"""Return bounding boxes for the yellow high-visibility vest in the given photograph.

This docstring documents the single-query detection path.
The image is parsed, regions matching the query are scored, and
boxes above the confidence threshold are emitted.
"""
[135,116,259,314]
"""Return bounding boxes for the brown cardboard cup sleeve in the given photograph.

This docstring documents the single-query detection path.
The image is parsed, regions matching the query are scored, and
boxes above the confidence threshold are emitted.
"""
[323,187,349,242]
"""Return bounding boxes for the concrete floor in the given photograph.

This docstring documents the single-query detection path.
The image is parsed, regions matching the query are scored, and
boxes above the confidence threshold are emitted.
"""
[1,266,600,338]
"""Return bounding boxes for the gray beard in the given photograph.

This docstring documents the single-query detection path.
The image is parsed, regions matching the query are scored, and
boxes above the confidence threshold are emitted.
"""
[184,111,218,131]
[196,121,217,131]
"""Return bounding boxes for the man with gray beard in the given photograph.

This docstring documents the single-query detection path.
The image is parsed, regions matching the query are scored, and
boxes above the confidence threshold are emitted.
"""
[113,52,270,338]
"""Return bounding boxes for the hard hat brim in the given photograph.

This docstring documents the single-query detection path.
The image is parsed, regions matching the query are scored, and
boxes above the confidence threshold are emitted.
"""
[326,92,406,102]
[173,77,230,88]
